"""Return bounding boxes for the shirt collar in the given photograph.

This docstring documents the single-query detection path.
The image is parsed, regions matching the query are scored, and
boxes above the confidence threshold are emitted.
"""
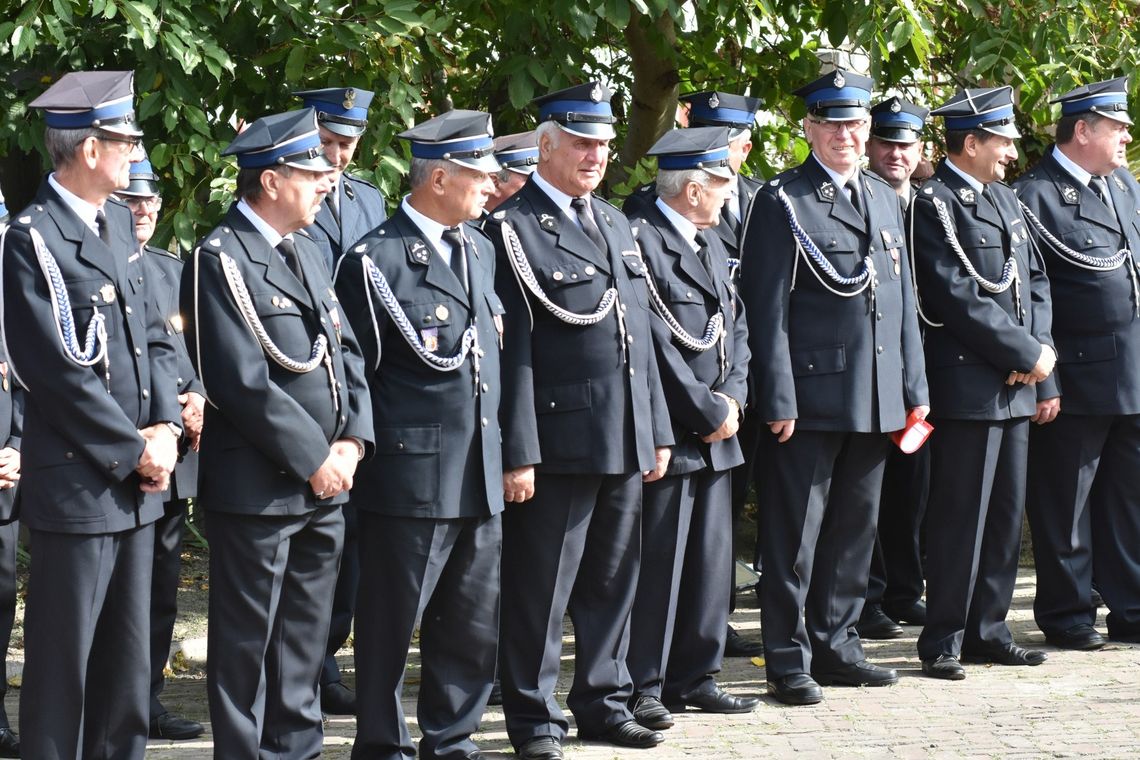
[654,197,700,251]
[531,168,579,220]
[47,173,100,233]
[400,196,453,264]
[236,199,285,248]
[1052,144,1094,186]
[944,158,986,195]
[810,153,858,188]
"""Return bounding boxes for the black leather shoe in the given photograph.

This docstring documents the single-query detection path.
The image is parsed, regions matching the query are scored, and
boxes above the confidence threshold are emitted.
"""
[921,654,966,680]
[517,736,564,760]
[632,695,674,729]
[724,625,765,657]
[0,727,19,758]
[766,674,823,705]
[1045,624,1106,651]
[321,680,358,715]
[580,719,664,749]
[671,686,759,714]
[856,606,905,639]
[149,712,205,740]
[884,599,927,626]
[487,678,503,706]
[1091,587,1105,608]
[961,643,1047,666]
[813,660,898,687]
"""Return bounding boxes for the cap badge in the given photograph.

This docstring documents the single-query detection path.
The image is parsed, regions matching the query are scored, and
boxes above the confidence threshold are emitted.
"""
[99,283,117,303]
[1062,184,1079,203]
[833,70,846,89]
[819,180,836,201]
[958,187,976,204]
[590,82,603,103]
[708,93,720,109]
[343,88,356,109]
[890,99,902,113]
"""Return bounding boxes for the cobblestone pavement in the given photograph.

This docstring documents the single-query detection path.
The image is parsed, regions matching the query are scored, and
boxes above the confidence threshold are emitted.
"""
[18,569,1138,758]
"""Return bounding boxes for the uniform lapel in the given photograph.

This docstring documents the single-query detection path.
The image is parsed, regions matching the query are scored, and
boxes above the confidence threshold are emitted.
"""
[227,208,312,306]
[1043,153,1120,231]
[523,182,611,273]
[937,163,1002,228]
[41,185,125,286]
[397,208,470,308]
[805,155,865,235]
[649,204,717,297]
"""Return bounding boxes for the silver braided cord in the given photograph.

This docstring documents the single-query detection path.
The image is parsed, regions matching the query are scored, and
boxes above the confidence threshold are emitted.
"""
[908,196,943,327]
[1018,200,1140,317]
[29,226,108,366]
[501,221,619,325]
[777,188,873,292]
[362,256,478,372]
[931,195,1023,323]
[219,252,327,373]
[640,251,724,352]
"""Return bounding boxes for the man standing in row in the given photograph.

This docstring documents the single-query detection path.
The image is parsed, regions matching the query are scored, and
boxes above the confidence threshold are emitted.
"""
[1015,77,1140,649]
[912,86,1054,680]
[741,68,928,706]
[116,155,207,741]
[1,70,182,758]
[858,95,932,640]
[625,126,758,733]
[182,108,373,757]
[486,81,673,760]
[336,109,505,760]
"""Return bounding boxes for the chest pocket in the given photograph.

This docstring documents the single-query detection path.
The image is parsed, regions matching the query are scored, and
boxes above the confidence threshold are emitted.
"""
[250,290,311,357]
[956,225,1008,281]
[67,278,119,339]
[1060,226,1121,258]
[538,261,600,290]
[667,281,705,305]
[801,228,862,280]
[877,226,905,280]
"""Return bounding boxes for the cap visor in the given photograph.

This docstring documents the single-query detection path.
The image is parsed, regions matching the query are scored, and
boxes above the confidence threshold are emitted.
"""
[704,165,735,179]
[118,179,160,196]
[507,166,536,176]
[284,154,335,171]
[1101,111,1134,126]
[557,122,617,140]
[812,106,869,121]
[321,121,367,138]
[982,123,1021,139]
[871,127,921,143]
[452,155,502,173]
[99,122,145,138]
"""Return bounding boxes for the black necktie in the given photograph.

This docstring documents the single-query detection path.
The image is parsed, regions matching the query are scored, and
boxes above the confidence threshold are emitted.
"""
[276,238,304,283]
[721,199,740,236]
[845,178,864,219]
[95,208,111,245]
[694,231,713,272]
[1090,176,1112,209]
[441,226,467,291]
[326,190,341,227]
[570,197,607,253]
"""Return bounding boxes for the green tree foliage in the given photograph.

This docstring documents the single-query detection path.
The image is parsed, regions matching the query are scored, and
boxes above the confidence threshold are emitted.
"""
[0,0,1137,250]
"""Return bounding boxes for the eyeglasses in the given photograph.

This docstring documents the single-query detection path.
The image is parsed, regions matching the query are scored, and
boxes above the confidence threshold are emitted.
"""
[95,135,144,157]
[809,118,869,134]
[119,195,162,211]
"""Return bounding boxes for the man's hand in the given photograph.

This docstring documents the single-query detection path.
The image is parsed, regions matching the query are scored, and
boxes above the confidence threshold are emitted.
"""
[503,465,536,503]
[1008,344,1057,386]
[703,394,741,443]
[0,447,20,491]
[179,391,206,449]
[643,447,671,483]
[309,439,362,501]
[769,419,796,443]
[909,405,931,421]
[137,424,178,483]
[1031,396,1061,425]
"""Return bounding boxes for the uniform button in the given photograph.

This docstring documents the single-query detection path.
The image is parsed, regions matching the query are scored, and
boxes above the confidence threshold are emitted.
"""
[1077,351,1084,358]
[807,363,815,371]
[110,461,119,470]
[980,237,987,244]
[125,305,133,315]
[876,345,884,354]
[550,401,556,408]
[320,317,327,324]
[553,271,564,281]
[165,329,173,335]
[876,311,883,321]
[571,273,578,279]
[1086,238,1093,245]
[397,442,405,450]
[336,382,343,390]
[330,348,336,355]
[141,389,149,400]
[629,368,636,376]
[135,347,143,356]
[340,415,347,424]
[91,295,99,303]
[481,417,488,427]
[137,276,144,284]
[585,266,596,275]
[627,335,634,344]
[686,291,693,298]
[177,377,185,385]
[869,245,876,252]
[958,355,965,361]
[65,451,74,460]
[482,383,489,392]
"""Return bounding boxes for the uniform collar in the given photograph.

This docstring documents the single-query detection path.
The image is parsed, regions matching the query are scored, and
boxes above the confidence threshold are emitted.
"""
[1051,144,1093,186]
[810,153,857,188]
[400,196,454,264]
[531,167,580,221]
[654,197,700,251]
[47,173,100,234]
[943,157,986,195]
[236,199,285,248]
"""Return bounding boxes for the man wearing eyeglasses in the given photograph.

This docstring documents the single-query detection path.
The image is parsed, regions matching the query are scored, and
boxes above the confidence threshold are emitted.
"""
[739,68,928,706]
[0,70,182,759]
[116,156,207,741]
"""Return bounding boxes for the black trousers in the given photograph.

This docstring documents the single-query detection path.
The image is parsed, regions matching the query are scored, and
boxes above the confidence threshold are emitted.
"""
[499,471,641,748]
[0,519,18,730]
[150,498,188,718]
[206,507,343,760]
[352,512,501,760]
[20,524,154,760]
[1027,412,1140,638]
[322,501,360,686]
[918,418,1027,660]
[866,447,928,613]
[759,430,888,679]
[729,409,768,611]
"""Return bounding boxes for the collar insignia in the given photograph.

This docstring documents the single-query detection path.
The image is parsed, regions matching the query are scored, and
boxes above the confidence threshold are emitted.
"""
[958,187,976,204]
[819,180,836,201]
[708,92,720,109]
[1061,184,1079,203]
[411,240,430,263]
[540,213,557,229]
[492,210,506,220]
[833,70,845,88]
[590,82,603,103]
[209,238,221,247]
[1114,174,1126,190]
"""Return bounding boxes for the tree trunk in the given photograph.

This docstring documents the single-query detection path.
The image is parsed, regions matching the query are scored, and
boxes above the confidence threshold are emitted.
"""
[619,10,680,170]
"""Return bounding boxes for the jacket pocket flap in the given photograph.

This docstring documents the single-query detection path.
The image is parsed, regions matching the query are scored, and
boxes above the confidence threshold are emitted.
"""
[536,381,592,413]
[374,425,441,454]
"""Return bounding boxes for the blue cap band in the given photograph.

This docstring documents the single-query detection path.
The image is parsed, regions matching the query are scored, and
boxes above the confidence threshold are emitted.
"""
[690,106,756,126]
[411,136,495,160]
[657,147,731,170]
[945,103,1015,131]
[237,132,324,168]
[804,86,871,107]
[303,98,369,122]
[538,99,614,120]
[496,147,539,166]
[873,111,925,130]
[1062,93,1129,116]
[43,98,134,129]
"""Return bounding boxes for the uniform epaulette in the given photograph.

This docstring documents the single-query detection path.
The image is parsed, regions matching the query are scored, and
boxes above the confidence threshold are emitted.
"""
[463,219,493,243]
[594,195,624,214]
[344,172,379,191]
[10,202,47,227]
[863,171,893,190]
[146,245,183,262]
[198,225,238,255]
[763,166,800,192]
[296,228,314,240]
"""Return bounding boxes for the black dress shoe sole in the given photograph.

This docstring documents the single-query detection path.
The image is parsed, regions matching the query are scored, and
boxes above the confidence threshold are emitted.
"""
[856,624,906,640]
[766,683,823,706]
[813,671,898,687]
[579,724,664,749]
[960,651,1047,666]
[516,737,564,760]
[1045,633,1106,651]
[922,663,966,680]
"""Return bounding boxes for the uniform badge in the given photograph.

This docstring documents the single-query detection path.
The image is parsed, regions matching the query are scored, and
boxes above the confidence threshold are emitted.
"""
[435,304,449,321]
[329,306,343,342]
[411,240,430,263]
[492,210,506,220]
[209,238,221,247]
[170,315,184,333]
[1114,174,1126,190]
[590,82,603,103]
[768,179,780,188]
[343,88,356,109]
[1061,184,1079,203]
[421,327,439,352]
[99,283,116,303]
[833,70,845,88]
[890,98,902,113]
[344,181,356,200]
[708,92,720,109]
[328,287,339,303]
[0,362,8,393]
[957,187,976,204]
[819,180,836,201]
[539,213,557,230]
